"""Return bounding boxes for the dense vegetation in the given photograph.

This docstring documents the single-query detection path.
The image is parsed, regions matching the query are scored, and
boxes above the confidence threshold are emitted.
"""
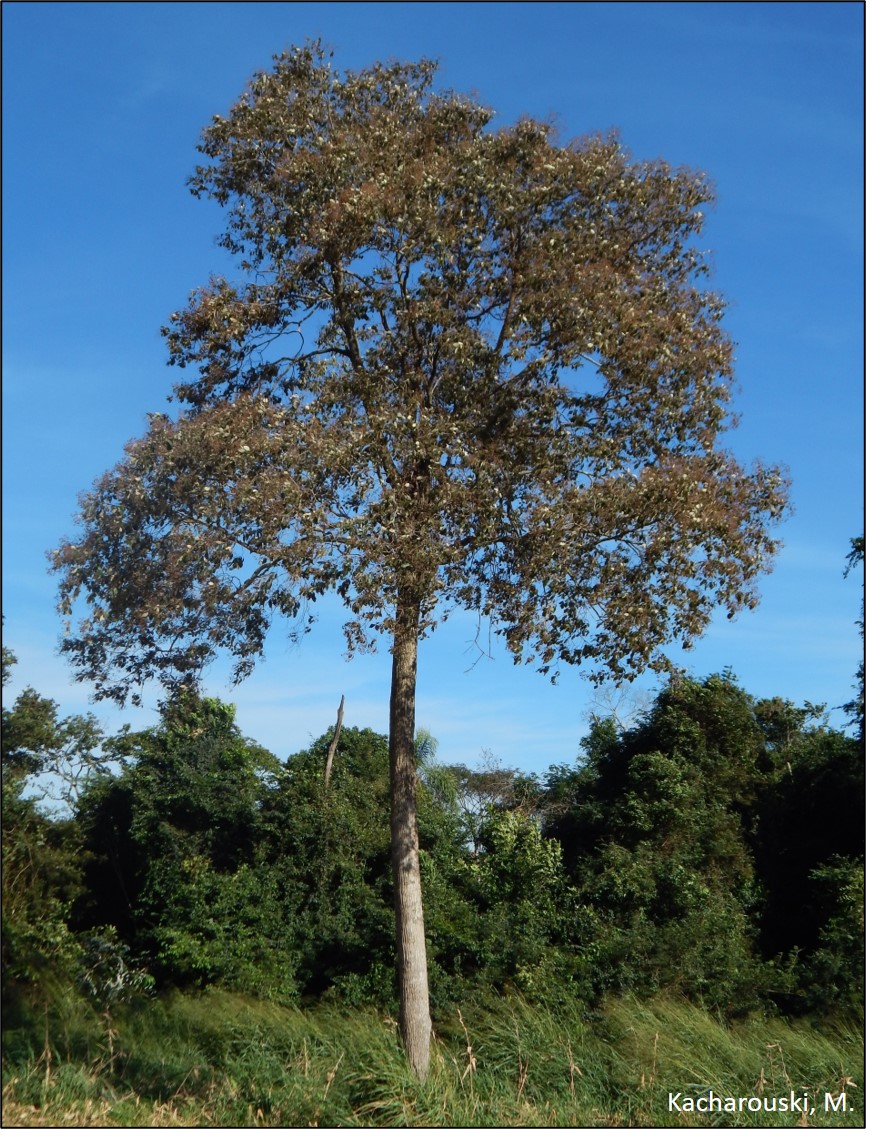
[1,990,863,1127]
[2,587,864,1125]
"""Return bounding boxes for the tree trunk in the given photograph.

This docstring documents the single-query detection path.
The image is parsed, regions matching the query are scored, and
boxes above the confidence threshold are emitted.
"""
[389,594,432,1082]
[323,694,345,790]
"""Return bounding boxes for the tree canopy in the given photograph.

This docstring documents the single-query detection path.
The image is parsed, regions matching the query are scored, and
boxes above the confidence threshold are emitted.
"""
[54,41,787,703]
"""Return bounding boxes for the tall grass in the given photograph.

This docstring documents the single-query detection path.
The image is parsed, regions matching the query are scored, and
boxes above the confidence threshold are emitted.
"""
[2,988,863,1127]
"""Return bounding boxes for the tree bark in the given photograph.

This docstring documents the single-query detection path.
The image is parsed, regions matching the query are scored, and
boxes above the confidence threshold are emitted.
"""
[323,694,345,790]
[389,593,432,1082]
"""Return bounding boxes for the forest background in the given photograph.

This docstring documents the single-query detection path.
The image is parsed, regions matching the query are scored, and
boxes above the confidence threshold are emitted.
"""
[1,614,865,1123]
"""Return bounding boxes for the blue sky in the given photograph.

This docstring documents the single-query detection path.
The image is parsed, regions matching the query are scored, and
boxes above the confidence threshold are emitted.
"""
[3,2,864,773]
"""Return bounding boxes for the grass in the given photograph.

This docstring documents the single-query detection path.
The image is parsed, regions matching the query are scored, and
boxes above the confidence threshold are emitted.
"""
[2,988,863,1127]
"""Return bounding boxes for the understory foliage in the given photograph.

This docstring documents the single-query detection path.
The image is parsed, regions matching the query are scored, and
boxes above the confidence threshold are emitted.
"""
[543,675,863,1014]
[3,649,863,1045]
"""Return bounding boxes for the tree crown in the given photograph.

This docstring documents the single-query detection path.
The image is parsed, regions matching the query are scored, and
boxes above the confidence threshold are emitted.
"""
[53,41,788,703]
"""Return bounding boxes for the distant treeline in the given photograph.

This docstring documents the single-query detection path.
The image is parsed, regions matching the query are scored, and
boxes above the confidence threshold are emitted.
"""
[3,644,863,1035]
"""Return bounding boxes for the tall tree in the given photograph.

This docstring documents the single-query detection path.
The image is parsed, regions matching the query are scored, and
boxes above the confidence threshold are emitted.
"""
[53,42,788,1078]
